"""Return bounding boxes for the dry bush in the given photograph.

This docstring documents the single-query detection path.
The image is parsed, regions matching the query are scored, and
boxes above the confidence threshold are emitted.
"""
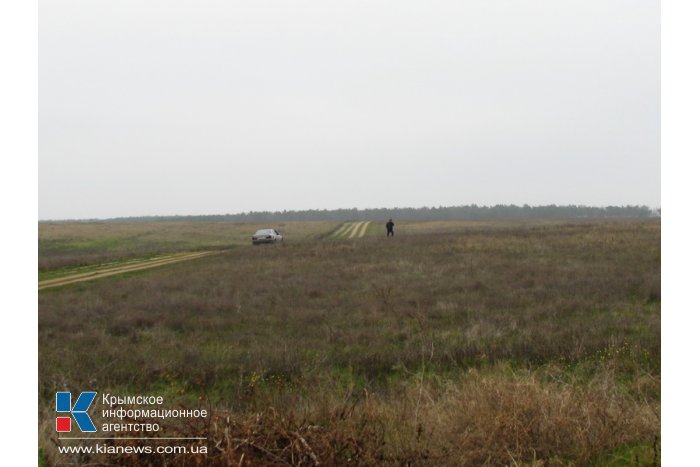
[440,374,657,465]
[40,369,659,466]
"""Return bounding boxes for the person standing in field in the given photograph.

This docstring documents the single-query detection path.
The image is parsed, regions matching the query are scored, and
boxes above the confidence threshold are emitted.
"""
[386,218,395,237]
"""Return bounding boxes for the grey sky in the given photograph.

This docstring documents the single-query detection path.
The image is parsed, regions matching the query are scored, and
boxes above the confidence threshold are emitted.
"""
[39,0,659,220]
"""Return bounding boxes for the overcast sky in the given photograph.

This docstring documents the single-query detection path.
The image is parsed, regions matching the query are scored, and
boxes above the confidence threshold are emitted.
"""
[39,0,659,220]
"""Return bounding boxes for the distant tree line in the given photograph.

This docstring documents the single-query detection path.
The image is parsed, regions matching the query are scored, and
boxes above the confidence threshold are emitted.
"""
[68,204,658,223]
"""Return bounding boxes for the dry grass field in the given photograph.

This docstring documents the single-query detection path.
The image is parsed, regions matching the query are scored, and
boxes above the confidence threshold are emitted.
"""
[38,219,660,466]
[38,220,336,274]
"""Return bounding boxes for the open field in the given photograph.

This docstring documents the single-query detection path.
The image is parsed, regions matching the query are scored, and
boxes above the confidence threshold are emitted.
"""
[38,220,336,274]
[38,219,660,465]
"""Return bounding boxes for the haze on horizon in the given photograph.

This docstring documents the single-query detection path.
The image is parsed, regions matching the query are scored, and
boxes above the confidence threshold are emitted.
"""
[40,0,659,220]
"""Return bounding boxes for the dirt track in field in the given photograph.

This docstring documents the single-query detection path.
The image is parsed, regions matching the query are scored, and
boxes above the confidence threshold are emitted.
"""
[41,222,373,290]
[38,250,222,291]
[330,221,371,239]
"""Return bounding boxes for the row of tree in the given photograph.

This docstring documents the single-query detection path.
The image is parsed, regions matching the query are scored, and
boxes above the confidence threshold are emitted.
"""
[85,204,658,223]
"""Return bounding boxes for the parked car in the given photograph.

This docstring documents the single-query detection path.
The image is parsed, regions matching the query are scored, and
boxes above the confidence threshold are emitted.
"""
[252,228,283,245]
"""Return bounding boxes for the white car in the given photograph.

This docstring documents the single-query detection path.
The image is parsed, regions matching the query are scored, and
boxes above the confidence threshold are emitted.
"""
[251,229,283,245]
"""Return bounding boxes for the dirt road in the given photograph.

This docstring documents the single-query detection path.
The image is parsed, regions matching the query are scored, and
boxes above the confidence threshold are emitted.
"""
[38,250,222,291]
[330,221,371,239]
[330,222,354,238]
[358,221,370,238]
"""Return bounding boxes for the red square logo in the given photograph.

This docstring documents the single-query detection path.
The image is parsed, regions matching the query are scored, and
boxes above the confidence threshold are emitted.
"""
[56,417,71,432]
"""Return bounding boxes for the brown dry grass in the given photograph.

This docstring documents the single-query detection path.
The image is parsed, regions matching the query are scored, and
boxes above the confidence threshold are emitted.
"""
[39,220,336,271]
[40,370,658,466]
[38,219,660,465]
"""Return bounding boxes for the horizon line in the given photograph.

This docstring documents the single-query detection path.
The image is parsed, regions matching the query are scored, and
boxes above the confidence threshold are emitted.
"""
[39,202,660,223]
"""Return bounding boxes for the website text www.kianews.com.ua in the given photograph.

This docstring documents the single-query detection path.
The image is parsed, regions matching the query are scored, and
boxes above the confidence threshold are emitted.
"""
[57,443,207,455]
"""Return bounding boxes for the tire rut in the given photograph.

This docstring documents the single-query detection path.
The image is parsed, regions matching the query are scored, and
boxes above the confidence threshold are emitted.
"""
[39,251,222,290]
